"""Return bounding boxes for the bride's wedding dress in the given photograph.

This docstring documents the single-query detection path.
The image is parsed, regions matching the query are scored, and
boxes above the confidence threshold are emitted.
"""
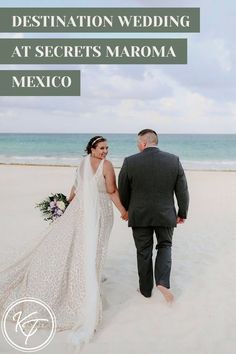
[0,154,113,347]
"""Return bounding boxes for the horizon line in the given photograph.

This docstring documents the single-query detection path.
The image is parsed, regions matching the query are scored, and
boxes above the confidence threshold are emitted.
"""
[1,132,236,135]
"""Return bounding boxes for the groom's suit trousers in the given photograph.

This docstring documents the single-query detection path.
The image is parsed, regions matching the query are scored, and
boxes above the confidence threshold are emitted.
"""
[132,226,174,298]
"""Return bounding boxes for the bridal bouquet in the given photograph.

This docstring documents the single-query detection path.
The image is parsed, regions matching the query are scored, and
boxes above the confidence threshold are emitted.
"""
[36,193,69,222]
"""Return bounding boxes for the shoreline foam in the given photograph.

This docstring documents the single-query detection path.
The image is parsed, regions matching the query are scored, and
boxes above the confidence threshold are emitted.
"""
[1,161,236,172]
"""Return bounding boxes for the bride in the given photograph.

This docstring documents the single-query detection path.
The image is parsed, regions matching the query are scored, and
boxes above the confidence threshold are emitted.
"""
[0,136,128,349]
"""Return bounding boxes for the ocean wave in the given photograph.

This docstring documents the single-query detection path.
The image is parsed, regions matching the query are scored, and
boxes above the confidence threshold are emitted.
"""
[0,155,82,166]
[1,155,236,171]
[182,160,236,171]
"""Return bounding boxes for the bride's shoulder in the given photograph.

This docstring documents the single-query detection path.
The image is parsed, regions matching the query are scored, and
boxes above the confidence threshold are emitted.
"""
[104,159,113,167]
[103,159,114,172]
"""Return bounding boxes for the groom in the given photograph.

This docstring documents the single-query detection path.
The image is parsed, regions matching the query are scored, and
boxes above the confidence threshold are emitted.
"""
[118,129,189,302]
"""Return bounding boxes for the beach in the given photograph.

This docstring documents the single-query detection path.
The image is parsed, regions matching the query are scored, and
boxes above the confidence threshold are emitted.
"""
[0,165,236,354]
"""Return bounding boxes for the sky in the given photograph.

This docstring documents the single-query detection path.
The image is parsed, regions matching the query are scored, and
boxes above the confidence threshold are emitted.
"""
[0,0,235,133]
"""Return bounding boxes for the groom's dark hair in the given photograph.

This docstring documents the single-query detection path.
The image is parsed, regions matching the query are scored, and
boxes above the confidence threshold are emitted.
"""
[138,129,157,136]
[138,129,158,145]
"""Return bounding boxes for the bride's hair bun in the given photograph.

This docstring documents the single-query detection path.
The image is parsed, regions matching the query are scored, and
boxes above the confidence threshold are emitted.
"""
[85,136,106,154]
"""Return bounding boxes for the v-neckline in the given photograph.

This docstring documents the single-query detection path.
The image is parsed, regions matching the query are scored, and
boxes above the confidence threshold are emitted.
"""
[90,156,103,176]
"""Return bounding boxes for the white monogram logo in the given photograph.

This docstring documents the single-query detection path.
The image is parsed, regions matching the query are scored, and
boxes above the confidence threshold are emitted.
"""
[13,310,49,345]
[1,297,56,352]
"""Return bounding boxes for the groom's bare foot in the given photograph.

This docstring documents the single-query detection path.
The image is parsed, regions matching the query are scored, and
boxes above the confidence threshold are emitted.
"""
[157,285,174,303]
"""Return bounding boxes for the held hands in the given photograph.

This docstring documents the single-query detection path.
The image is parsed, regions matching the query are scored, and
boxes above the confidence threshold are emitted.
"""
[121,210,128,221]
[176,216,185,224]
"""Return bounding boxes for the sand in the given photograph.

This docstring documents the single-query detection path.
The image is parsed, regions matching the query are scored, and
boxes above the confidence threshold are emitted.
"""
[0,165,236,354]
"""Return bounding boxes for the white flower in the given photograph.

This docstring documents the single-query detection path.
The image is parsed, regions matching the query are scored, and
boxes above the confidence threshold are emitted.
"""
[50,201,56,208]
[56,201,65,211]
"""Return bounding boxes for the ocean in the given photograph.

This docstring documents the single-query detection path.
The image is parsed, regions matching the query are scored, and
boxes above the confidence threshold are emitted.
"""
[0,133,236,170]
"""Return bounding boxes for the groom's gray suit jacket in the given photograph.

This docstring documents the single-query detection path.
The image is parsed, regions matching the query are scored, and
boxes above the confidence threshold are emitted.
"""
[118,147,189,228]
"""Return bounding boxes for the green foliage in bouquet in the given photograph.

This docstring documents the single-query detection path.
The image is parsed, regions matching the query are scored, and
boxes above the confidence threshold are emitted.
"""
[36,193,69,222]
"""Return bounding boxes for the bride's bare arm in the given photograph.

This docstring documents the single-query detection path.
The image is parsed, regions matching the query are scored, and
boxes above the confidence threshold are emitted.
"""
[104,160,128,220]
[68,186,76,203]
[68,167,79,203]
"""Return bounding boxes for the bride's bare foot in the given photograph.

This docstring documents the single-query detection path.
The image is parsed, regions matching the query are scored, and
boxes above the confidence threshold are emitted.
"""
[157,285,174,303]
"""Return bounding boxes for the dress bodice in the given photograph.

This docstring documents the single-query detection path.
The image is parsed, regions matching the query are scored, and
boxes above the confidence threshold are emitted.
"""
[73,157,107,194]
[95,159,107,193]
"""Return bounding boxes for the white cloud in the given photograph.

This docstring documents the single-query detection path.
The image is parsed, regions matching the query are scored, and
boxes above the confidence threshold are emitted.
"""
[0,0,236,133]
[212,38,232,72]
